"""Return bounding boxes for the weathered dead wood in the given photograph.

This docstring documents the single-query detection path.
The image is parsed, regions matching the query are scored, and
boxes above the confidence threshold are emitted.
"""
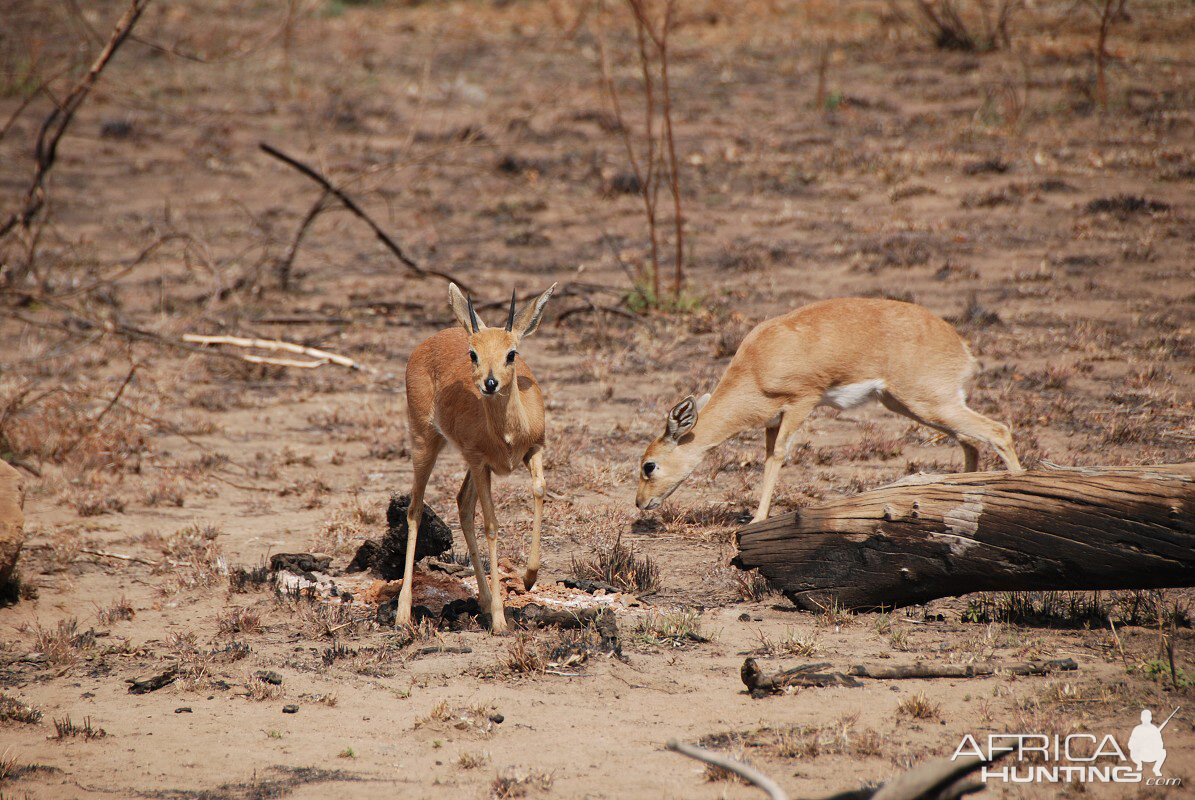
[741,657,862,696]
[181,333,375,373]
[734,464,1195,611]
[667,737,1006,800]
[0,460,25,587]
[258,142,472,295]
[0,0,151,245]
[667,738,789,800]
[848,658,1077,679]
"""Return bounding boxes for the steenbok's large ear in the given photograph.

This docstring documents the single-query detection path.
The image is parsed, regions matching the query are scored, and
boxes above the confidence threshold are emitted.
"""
[665,395,700,442]
[512,283,557,338]
[448,283,484,333]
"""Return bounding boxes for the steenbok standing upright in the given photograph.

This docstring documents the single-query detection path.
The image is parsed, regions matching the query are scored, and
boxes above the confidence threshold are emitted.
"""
[636,297,1022,523]
[397,283,557,633]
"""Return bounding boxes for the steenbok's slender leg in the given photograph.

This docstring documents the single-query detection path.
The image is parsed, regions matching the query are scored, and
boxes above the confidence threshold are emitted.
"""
[524,448,545,590]
[939,403,1021,471]
[752,398,817,523]
[456,472,492,610]
[396,435,444,627]
[473,465,507,633]
[881,393,1020,473]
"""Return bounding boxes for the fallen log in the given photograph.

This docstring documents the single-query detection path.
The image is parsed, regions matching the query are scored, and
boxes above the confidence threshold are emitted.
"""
[733,464,1195,611]
[848,658,1077,679]
[741,657,862,696]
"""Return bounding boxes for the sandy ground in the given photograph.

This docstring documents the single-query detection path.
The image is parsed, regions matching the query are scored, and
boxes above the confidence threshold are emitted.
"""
[1,1,1194,798]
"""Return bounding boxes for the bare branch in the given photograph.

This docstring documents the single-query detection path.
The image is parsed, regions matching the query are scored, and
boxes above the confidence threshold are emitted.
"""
[666,739,789,800]
[181,334,375,373]
[0,0,152,247]
[258,142,472,295]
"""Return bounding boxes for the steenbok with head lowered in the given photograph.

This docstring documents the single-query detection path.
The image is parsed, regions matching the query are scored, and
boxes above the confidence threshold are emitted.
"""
[636,297,1021,523]
[397,283,556,633]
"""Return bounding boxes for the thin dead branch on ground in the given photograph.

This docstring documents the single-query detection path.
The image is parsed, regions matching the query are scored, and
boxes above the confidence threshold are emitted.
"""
[181,334,375,373]
[666,739,789,800]
[258,142,472,295]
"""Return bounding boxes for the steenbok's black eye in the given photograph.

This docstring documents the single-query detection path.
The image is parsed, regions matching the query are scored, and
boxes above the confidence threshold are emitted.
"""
[469,350,479,364]
[642,462,656,478]
[506,350,517,364]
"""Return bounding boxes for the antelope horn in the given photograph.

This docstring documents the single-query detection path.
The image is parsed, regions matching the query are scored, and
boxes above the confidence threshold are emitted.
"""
[466,293,481,333]
[505,288,517,332]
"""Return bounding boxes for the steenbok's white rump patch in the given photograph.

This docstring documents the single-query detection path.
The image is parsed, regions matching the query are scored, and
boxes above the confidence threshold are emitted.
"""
[819,379,886,410]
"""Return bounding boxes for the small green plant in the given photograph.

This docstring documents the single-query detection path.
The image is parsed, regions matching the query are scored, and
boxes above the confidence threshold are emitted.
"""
[265,729,283,739]
[1137,659,1194,689]
[624,282,702,314]
[338,747,356,758]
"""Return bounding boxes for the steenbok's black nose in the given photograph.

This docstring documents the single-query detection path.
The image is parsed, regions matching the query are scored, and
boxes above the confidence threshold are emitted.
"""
[483,376,498,394]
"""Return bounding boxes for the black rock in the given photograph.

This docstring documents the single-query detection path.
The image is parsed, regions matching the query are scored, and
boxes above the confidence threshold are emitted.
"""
[345,540,380,573]
[563,578,621,595]
[282,704,299,714]
[175,707,192,713]
[349,495,453,580]
[440,597,483,629]
[269,553,331,579]
[374,596,438,627]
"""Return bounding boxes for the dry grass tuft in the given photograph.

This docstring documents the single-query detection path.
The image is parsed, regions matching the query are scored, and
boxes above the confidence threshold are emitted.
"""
[733,569,776,602]
[491,766,553,798]
[751,628,819,658]
[95,596,135,626]
[569,536,659,594]
[503,633,547,676]
[0,379,148,474]
[457,750,490,770]
[30,618,96,666]
[897,691,941,720]
[156,524,226,591]
[631,610,708,649]
[0,694,42,724]
[217,607,262,636]
[52,716,107,740]
[416,701,501,736]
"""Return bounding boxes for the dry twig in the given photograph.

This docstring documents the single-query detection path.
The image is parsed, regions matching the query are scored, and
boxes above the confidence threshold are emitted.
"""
[258,142,471,294]
[0,0,152,249]
[666,739,789,800]
[181,334,375,373]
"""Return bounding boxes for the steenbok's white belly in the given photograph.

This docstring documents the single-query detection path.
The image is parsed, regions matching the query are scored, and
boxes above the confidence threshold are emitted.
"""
[819,379,886,410]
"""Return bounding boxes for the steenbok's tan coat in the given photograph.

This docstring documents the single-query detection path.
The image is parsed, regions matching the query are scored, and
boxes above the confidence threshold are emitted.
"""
[398,283,556,633]
[636,297,1021,523]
